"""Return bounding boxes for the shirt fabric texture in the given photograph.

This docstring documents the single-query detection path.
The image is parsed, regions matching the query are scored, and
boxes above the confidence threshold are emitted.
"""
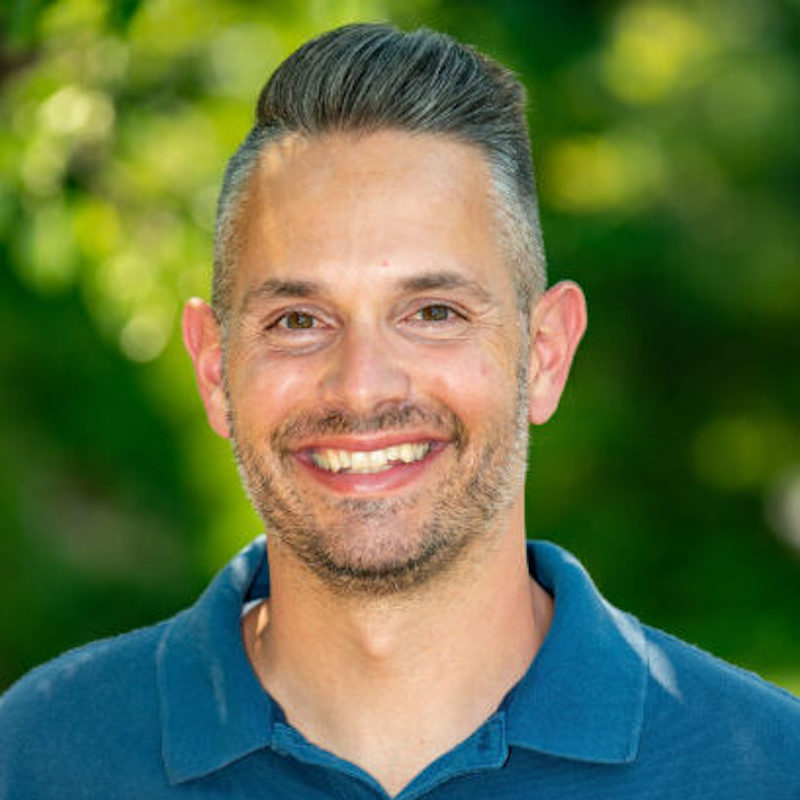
[1,537,799,799]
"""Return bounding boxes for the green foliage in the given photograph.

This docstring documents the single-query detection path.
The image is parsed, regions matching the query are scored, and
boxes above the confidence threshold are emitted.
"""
[1,0,798,692]
[2,0,59,48]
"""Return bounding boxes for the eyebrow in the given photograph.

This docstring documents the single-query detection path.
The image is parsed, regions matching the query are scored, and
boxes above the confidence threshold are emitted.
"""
[239,269,495,314]
[239,278,323,314]
[398,271,494,305]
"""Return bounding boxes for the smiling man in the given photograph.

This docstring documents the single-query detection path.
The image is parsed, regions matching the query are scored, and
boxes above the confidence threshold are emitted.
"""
[189,128,550,603]
[1,23,799,800]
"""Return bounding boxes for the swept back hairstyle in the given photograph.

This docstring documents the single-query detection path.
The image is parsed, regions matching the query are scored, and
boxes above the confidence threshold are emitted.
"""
[212,23,547,326]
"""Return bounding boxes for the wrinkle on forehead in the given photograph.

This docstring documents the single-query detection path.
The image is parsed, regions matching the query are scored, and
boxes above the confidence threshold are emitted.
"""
[232,129,514,310]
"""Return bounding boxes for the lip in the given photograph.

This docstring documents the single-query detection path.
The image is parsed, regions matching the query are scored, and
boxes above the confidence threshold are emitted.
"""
[293,437,448,495]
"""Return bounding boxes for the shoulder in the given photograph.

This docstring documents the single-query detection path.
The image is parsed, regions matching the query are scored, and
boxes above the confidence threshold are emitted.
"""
[642,622,800,722]
[0,619,173,797]
[0,619,168,721]
[636,621,800,791]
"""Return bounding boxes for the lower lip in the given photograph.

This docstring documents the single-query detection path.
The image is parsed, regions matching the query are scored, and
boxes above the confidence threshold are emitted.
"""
[295,444,446,494]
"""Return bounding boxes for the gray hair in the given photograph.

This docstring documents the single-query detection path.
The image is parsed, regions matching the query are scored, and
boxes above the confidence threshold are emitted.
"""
[212,23,547,326]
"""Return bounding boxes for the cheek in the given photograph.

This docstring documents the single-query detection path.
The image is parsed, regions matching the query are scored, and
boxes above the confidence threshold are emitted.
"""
[416,349,515,421]
[228,356,314,431]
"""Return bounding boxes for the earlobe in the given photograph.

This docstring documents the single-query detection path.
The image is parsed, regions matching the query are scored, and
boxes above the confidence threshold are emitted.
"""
[526,281,587,426]
[182,298,231,439]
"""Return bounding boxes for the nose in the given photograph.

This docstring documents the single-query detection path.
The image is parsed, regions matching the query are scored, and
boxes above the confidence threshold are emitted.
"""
[318,323,411,415]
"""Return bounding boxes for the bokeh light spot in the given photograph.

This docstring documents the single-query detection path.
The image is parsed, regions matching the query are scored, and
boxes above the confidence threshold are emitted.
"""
[545,132,664,213]
[38,85,115,141]
[692,416,797,492]
[119,306,174,362]
[602,3,714,104]
[766,468,800,554]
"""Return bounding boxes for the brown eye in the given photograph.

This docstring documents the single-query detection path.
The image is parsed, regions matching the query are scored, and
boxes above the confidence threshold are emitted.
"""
[418,305,451,322]
[283,311,315,329]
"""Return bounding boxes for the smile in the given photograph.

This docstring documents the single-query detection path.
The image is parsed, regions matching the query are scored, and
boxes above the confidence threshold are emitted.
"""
[309,443,431,474]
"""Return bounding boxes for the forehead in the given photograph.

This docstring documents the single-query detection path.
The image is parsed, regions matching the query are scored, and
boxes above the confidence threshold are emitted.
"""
[231,129,514,308]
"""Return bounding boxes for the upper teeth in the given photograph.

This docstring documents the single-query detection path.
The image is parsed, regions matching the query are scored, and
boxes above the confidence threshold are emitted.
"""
[310,443,431,474]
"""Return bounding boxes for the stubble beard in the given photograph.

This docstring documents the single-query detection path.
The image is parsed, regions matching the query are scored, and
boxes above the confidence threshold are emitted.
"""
[228,362,531,597]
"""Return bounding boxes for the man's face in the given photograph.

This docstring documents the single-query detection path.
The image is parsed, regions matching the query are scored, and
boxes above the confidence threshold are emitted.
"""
[219,130,533,594]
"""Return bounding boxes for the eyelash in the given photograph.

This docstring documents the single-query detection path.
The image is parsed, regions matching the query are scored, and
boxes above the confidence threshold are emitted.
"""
[270,310,322,331]
[409,303,466,325]
[263,303,467,337]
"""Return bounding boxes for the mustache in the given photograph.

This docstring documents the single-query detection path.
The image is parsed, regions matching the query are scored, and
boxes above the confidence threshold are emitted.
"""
[271,402,468,453]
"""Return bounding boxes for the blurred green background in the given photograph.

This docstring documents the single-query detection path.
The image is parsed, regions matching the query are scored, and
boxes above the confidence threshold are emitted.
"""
[1,0,798,694]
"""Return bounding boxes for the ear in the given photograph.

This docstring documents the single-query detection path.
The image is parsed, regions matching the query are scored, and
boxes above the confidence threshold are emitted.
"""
[182,298,231,439]
[526,281,587,425]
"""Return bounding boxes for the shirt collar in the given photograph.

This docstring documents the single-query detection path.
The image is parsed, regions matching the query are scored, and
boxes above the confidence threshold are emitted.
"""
[158,537,647,783]
[504,541,647,764]
[158,535,275,784]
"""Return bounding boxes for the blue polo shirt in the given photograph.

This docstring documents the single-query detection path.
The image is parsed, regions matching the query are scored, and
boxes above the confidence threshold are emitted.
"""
[1,538,799,799]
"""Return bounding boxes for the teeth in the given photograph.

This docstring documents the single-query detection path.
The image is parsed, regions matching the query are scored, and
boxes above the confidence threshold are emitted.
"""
[369,450,387,470]
[399,444,415,463]
[351,451,368,470]
[310,442,431,474]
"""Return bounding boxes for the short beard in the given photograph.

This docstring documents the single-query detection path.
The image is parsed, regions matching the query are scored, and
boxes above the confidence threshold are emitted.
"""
[228,359,530,597]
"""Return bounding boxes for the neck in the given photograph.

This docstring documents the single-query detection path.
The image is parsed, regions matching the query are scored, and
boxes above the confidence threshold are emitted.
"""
[242,500,552,796]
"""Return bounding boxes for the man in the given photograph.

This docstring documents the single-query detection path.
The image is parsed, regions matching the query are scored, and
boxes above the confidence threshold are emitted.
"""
[1,23,798,800]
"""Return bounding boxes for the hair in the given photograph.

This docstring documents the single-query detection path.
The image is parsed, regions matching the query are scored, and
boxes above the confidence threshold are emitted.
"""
[212,22,547,327]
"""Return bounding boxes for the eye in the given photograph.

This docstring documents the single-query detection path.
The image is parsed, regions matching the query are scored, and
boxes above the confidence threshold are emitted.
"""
[262,308,332,351]
[402,302,469,339]
[274,311,318,330]
[416,304,457,322]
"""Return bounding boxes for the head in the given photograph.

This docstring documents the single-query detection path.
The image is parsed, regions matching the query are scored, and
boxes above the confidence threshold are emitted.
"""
[184,25,586,597]
[212,23,547,332]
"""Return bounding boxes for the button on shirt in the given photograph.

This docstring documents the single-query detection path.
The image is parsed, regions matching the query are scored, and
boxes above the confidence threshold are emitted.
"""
[1,538,799,799]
